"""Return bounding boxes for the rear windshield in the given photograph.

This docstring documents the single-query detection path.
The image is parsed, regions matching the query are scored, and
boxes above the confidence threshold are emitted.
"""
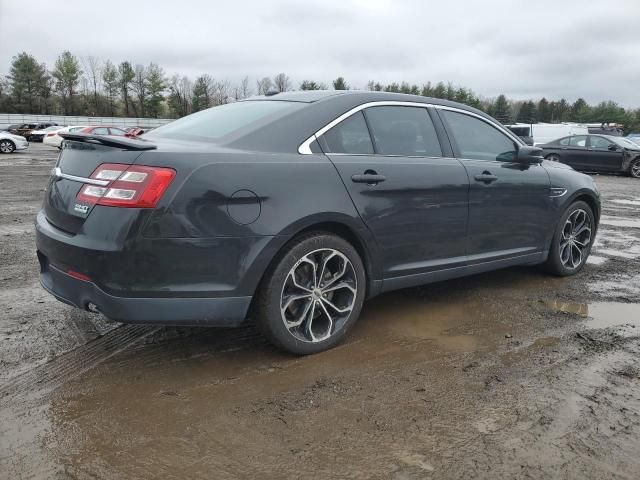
[145,100,303,142]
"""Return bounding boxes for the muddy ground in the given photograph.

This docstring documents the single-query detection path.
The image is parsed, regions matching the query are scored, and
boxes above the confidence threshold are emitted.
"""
[1,143,640,479]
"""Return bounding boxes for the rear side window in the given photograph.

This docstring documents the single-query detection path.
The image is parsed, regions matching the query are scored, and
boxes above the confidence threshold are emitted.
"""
[145,100,303,142]
[365,106,442,157]
[559,137,571,146]
[569,136,587,147]
[92,127,109,135]
[442,110,516,162]
[321,111,374,154]
[109,128,126,136]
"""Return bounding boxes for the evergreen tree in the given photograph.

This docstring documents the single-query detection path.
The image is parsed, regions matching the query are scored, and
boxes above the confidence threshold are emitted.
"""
[537,98,551,122]
[118,61,135,117]
[491,94,512,124]
[52,51,82,115]
[191,75,213,112]
[102,60,119,116]
[145,63,166,117]
[9,52,48,113]
[332,77,349,90]
[300,80,324,90]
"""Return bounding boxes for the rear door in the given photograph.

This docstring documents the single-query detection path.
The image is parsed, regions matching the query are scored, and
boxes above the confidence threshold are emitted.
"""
[438,109,551,263]
[587,135,624,171]
[320,105,469,280]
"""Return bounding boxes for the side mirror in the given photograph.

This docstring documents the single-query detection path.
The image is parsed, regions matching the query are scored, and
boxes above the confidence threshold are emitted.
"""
[608,144,619,151]
[517,145,543,164]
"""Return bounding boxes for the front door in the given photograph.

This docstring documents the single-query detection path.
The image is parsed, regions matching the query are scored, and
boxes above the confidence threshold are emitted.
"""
[587,135,624,171]
[318,106,470,279]
[437,109,552,263]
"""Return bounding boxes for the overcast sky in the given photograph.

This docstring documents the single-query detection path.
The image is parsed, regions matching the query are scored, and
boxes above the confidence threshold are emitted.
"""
[1,0,639,106]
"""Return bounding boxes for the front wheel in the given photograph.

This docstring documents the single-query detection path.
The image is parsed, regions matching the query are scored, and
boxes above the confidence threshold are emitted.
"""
[255,232,366,355]
[629,159,640,178]
[0,139,15,154]
[544,201,595,276]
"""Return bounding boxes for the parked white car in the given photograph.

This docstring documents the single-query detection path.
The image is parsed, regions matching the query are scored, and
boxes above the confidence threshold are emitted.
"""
[0,131,29,154]
[506,123,590,146]
[43,126,87,148]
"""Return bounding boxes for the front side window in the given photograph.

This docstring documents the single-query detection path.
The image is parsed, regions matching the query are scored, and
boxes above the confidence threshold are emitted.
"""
[589,136,614,150]
[569,135,587,147]
[364,106,442,157]
[442,110,516,162]
[92,127,109,135]
[109,128,126,136]
[320,111,374,154]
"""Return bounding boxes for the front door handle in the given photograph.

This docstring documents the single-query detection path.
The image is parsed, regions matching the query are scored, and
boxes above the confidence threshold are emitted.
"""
[474,172,498,184]
[352,172,386,185]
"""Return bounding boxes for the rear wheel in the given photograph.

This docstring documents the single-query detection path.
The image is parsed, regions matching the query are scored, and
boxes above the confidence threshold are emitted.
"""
[546,153,560,162]
[255,232,366,355]
[629,159,640,178]
[544,201,595,276]
[0,139,15,154]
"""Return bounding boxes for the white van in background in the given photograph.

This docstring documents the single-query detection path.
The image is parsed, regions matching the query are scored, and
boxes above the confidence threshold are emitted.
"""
[506,123,589,146]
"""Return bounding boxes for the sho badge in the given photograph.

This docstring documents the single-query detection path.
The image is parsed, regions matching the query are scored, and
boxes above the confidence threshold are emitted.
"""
[74,203,89,214]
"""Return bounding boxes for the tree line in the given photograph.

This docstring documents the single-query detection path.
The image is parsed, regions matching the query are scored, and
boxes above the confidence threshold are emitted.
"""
[1,51,639,132]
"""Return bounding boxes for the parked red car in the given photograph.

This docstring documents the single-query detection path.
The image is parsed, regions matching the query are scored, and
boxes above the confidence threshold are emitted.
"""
[81,126,133,137]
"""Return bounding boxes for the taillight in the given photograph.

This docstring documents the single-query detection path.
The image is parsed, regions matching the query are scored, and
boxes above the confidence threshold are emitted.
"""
[76,163,175,208]
[46,132,57,137]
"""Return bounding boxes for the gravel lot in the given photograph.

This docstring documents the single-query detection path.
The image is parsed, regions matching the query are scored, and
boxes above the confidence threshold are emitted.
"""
[1,143,640,479]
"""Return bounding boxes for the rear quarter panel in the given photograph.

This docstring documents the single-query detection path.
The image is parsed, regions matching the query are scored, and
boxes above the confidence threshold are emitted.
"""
[138,150,380,296]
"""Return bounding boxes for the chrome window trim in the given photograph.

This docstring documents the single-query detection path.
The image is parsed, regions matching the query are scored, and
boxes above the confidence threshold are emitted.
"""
[298,100,523,155]
[51,167,110,187]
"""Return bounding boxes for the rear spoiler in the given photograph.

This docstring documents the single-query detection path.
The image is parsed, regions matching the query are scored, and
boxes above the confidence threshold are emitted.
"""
[59,132,157,150]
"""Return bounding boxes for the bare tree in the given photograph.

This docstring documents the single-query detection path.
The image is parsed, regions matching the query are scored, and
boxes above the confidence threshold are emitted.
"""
[82,55,102,114]
[211,79,231,105]
[272,73,291,92]
[167,74,193,117]
[256,77,272,95]
[234,76,251,100]
[131,64,148,117]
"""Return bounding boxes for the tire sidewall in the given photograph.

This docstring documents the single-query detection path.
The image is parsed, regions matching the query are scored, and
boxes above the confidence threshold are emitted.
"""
[258,233,366,355]
[547,200,595,275]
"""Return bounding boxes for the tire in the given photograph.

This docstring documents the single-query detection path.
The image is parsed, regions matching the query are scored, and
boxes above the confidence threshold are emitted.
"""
[255,232,366,355]
[544,201,595,276]
[629,158,640,178]
[0,139,15,154]
[546,153,560,162]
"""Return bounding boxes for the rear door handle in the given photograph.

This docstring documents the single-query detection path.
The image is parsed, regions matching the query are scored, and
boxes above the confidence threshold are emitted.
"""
[351,173,386,184]
[474,173,498,184]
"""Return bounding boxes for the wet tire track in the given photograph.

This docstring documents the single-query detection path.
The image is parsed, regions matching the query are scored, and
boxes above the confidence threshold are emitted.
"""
[0,324,160,400]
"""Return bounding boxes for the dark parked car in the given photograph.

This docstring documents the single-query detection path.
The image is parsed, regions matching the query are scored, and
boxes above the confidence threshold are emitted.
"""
[36,91,600,354]
[11,122,58,138]
[540,134,640,178]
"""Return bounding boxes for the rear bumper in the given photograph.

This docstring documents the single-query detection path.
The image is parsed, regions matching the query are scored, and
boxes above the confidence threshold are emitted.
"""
[38,253,251,326]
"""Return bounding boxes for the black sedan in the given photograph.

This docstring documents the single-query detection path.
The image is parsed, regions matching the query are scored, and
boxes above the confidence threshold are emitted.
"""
[540,134,640,178]
[36,91,600,354]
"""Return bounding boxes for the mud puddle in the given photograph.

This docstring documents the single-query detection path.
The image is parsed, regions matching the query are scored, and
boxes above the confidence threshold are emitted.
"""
[548,299,640,337]
[599,215,640,229]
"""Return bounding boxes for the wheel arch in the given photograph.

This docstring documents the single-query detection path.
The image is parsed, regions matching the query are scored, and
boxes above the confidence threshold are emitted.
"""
[243,214,383,319]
